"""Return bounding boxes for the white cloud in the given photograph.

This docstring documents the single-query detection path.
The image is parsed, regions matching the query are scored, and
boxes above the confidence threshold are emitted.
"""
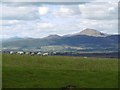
[79,2,118,20]
[2,0,94,2]
[94,0,119,2]
[1,1,118,39]
[0,4,40,20]
[36,22,54,29]
[53,5,80,17]
[2,0,119,3]
[0,20,20,26]
[38,6,49,15]
[55,6,74,16]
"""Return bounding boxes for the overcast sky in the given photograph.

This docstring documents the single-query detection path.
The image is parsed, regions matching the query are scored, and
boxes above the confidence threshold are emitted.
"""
[0,0,119,38]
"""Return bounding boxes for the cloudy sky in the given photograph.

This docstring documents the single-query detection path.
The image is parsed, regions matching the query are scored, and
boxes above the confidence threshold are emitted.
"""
[0,0,119,39]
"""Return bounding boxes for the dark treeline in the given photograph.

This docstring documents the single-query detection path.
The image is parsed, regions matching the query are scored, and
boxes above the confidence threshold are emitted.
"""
[54,52,119,58]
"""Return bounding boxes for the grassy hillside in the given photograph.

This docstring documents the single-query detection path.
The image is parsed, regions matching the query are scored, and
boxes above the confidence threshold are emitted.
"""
[3,35,119,52]
[2,54,118,88]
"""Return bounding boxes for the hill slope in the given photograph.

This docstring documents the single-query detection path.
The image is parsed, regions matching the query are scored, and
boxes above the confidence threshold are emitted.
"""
[76,28,106,37]
[2,29,119,52]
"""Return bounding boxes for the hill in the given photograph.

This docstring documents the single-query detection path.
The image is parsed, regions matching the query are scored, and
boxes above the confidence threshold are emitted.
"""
[75,28,107,37]
[2,28,119,52]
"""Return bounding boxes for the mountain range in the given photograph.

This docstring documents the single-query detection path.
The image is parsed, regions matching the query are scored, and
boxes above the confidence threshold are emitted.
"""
[2,28,119,52]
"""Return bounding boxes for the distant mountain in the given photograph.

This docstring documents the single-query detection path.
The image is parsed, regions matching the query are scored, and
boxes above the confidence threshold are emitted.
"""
[74,28,107,37]
[3,36,24,42]
[44,34,61,39]
[2,28,119,52]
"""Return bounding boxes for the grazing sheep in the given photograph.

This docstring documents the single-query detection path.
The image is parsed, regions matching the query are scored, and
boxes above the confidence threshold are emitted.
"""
[25,52,30,55]
[42,53,48,56]
[37,52,42,55]
[83,57,87,59]
[30,52,35,56]
[17,51,24,55]
[10,51,16,54]
[10,51,14,54]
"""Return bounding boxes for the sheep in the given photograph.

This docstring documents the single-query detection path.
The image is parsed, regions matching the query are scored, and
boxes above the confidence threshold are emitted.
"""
[30,52,35,56]
[83,56,88,59]
[25,52,30,55]
[10,51,14,54]
[17,51,24,55]
[37,52,42,55]
[42,53,48,56]
[10,51,16,54]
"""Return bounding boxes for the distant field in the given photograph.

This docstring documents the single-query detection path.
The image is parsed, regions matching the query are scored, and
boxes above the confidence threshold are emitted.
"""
[2,54,118,88]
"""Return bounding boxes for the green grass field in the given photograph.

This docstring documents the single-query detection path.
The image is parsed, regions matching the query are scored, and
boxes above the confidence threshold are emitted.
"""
[2,54,118,88]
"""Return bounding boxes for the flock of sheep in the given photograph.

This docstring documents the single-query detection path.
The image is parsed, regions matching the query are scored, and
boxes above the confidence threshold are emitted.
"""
[3,50,89,58]
[9,51,49,56]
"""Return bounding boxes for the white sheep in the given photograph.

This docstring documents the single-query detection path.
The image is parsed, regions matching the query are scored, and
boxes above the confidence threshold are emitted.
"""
[42,53,48,56]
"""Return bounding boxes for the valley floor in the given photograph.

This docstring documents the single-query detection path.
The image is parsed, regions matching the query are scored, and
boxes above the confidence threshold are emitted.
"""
[2,54,118,88]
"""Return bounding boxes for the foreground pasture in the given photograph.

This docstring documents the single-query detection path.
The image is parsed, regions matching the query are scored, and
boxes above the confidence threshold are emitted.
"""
[2,54,118,88]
